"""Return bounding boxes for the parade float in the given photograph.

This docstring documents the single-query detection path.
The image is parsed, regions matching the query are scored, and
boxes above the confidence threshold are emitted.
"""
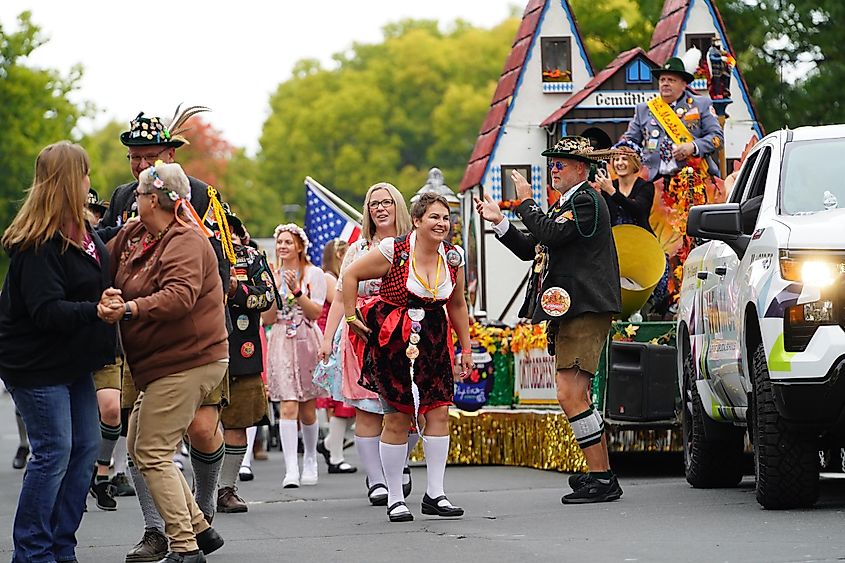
[441,0,764,470]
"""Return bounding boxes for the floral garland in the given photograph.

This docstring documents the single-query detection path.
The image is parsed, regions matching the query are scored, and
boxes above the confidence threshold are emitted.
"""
[510,322,548,354]
[610,323,676,345]
[498,199,522,211]
[661,163,710,296]
[469,322,513,354]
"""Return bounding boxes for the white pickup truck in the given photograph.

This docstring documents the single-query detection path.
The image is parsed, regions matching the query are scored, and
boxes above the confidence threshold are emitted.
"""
[677,124,845,509]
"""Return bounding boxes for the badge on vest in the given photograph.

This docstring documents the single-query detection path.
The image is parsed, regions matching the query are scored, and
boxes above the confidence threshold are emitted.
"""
[540,287,571,317]
[446,249,461,267]
[240,342,255,358]
[237,314,249,331]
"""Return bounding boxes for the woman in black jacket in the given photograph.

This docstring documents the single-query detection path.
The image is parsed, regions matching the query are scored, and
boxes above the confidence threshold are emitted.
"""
[0,141,117,563]
[592,140,655,232]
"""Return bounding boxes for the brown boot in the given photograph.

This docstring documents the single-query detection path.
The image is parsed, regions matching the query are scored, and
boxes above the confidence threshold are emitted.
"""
[216,487,248,513]
[125,528,168,562]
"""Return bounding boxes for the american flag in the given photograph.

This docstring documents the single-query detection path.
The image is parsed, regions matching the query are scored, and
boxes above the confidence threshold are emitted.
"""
[304,177,362,266]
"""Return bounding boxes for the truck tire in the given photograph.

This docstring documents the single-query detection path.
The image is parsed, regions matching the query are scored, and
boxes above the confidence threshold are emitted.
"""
[682,337,744,488]
[751,342,819,508]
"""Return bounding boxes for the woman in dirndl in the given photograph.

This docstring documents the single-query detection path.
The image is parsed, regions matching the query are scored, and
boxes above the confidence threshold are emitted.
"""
[317,182,416,506]
[262,223,327,488]
[342,192,473,523]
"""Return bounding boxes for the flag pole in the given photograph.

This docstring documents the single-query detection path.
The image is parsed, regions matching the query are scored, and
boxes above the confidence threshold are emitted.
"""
[305,176,364,222]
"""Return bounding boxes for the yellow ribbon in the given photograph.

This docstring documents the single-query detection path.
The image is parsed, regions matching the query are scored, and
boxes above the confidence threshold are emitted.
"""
[411,250,442,299]
[207,186,236,265]
[646,96,709,177]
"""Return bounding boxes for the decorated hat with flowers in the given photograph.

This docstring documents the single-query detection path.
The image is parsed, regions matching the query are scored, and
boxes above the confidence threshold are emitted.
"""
[541,135,602,163]
[120,104,210,148]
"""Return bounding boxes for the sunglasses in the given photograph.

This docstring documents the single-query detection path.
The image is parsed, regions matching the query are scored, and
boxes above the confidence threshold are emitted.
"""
[548,161,570,171]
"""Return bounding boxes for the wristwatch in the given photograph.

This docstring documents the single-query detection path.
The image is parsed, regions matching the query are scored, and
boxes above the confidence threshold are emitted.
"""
[122,302,133,322]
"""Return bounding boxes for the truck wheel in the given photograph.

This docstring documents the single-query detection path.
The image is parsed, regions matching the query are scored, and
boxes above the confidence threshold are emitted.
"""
[682,337,744,487]
[751,342,819,508]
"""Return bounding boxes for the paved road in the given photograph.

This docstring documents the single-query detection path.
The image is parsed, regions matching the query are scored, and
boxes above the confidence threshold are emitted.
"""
[2,393,845,562]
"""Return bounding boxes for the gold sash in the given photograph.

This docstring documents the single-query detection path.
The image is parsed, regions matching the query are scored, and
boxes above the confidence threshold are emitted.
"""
[647,96,708,176]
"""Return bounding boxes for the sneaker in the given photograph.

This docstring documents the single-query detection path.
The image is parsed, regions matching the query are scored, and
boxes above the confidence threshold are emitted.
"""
[112,472,137,497]
[238,466,254,482]
[90,477,117,511]
[283,470,300,488]
[125,528,168,562]
[301,457,318,486]
[12,446,28,470]
[568,473,590,491]
[216,487,248,514]
[561,475,623,504]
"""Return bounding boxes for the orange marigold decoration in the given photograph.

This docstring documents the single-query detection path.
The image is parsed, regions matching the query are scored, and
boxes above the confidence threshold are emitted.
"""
[510,322,548,354]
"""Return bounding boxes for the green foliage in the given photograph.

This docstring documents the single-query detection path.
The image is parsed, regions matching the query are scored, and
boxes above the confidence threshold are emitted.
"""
[569,0,664,69]
[82,120,132,200]
[0,12,85,233]
[256,17,520,235]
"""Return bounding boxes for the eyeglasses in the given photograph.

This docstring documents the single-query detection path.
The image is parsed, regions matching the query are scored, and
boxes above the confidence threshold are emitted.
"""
[548,161,569,171]
[368,199,395,210]
[134,188,154,198]
[127,148,168,165]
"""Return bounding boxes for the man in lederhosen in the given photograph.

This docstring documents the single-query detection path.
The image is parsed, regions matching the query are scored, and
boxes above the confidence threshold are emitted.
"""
[216,206,276,513]
[475,136,623,504]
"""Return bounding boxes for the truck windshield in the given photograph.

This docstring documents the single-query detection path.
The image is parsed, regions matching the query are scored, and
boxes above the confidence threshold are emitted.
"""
[781,138,845,215]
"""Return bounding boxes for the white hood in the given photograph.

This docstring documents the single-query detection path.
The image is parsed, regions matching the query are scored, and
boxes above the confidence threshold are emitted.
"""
[775,208,845,249]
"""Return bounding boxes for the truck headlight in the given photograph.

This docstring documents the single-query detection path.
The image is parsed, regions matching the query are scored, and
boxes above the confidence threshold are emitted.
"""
[780,255,838,287]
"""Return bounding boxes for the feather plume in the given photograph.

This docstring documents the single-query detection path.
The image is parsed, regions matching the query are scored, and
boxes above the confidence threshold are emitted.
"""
[681,47,702,74]
[166,103,211,139]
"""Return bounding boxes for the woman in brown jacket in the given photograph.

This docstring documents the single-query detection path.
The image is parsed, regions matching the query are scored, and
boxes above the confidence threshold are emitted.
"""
[103,161,228,563]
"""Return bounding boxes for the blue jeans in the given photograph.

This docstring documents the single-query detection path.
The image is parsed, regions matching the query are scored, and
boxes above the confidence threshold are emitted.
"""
[7,375,99,563]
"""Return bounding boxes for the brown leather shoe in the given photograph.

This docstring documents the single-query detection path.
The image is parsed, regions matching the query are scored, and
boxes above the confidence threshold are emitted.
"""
[216,487,248,513]
[125,528,168,562]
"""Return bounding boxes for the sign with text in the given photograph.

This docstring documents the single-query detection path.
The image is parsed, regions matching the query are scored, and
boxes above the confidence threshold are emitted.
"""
[578,91,658,109]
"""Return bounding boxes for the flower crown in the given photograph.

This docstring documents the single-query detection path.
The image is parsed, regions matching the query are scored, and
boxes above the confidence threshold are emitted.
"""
[146,161,181,202]
[612,139,643,161]
[273,223,310,251]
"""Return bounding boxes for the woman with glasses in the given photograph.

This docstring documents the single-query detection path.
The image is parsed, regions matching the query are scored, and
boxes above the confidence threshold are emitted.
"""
[342,192,473,523]
[262,224,327,488]
[318,183,416,506]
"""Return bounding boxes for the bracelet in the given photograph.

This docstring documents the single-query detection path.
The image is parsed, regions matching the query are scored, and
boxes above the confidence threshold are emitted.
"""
[345,315,358,324]
[292,288,303,299]
[461,350,472,356]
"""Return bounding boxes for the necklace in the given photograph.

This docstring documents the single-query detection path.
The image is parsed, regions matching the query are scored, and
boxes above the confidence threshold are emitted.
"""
[411,249,442,299]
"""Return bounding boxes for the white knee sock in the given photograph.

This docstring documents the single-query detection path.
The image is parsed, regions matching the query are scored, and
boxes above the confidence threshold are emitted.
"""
[422,435,449,499]
[301,421,319,465]
[356,435,385,487]
[113,436,128,474]
[280,419,300,477]
[242,426,256,469]
[406,432,420,463]
[380,441,408,509]
[326,417,347,464]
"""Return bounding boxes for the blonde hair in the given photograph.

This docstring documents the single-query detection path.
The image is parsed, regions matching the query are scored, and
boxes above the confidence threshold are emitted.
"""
[361,182,411,243]
[611,151,642,175]
[2,141,90,251]
[138,162,190,211]
[321,238,348,277]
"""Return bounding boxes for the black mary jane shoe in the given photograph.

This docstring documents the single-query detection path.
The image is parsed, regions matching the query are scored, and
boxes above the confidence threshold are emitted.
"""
[387,501,414,522]
[402,466,412,498]
[327,461,358,474]
[366,478,388,506]
[421,494,464,517]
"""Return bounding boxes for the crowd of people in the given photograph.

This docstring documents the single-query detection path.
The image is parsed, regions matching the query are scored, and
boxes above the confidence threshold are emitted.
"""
[0,57,723,563]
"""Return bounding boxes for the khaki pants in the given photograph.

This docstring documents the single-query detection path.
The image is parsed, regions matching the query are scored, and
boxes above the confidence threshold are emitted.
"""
[127,360,227,551]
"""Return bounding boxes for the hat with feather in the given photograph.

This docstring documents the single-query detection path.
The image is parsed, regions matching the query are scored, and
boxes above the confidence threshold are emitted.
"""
[120,104,210,147]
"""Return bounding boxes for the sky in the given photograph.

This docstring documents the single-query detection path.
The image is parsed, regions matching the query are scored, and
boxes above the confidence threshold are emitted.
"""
[1,1,519,154]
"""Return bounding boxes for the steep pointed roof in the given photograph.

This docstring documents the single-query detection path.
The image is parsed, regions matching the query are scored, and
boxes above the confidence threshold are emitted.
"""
[459,0,594,192]
[541,48,651,126]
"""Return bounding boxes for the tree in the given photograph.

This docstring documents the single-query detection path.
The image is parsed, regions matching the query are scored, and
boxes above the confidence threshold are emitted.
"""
[0,11,86,233]
[256,17,520,233]
[83,120,132,199]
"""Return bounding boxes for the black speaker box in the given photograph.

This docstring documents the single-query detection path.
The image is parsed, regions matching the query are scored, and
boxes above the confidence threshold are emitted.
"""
[605,341,677,422]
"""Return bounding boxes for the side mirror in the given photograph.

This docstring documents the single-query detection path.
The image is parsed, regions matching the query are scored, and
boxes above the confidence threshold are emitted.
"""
[688,203,742,239]
[687,203,750,257]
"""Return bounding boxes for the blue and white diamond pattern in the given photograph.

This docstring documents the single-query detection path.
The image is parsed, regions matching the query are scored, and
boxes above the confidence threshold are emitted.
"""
[542,82,574,94]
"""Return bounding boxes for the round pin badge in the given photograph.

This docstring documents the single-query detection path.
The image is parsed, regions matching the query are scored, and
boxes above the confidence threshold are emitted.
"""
[405,345,419,359]
[408,308,425,321]
[240,342,255,358]
[409,333,420,345]
[237,314,249,331]
[540,286,571,317]
[651,129,660,138]
[446,249,462,267]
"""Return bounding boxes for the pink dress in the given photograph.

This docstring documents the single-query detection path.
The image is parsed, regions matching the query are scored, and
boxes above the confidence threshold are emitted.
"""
[266,265,328,402]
